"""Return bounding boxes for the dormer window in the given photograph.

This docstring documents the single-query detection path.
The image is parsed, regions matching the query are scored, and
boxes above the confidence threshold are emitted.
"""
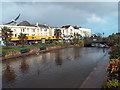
[44,29,47,31]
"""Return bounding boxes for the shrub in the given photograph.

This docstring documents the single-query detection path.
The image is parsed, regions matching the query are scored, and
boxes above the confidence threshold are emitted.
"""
[103,79,120,89]
[78,40,84,47]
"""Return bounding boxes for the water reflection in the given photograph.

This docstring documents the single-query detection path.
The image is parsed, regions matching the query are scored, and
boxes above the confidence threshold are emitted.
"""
[3,62,16,83]
[55,51,62,66]
[2,47,108,88]
[41,53,47,64]
[20,57,29,73]
[102,47,104,53]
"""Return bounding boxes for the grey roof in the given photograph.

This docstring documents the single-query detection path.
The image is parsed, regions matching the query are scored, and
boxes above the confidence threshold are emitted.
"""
[38,24,48,28]
[61,25,82,29]
[17,21,33,26]
[17,21,49,28]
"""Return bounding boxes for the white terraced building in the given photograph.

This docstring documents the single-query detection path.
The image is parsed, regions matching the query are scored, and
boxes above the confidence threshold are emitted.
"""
[0,21,91,45]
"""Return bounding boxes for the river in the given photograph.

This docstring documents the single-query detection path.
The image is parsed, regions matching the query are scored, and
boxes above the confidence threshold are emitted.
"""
[1,47,109,88]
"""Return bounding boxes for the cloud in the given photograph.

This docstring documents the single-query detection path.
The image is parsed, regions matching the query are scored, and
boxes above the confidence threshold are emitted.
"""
[1,2,117,26]
[1,2,118,36]
[87,14,106,25]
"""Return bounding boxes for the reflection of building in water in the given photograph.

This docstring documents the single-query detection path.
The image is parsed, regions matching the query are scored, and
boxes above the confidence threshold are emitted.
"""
[55,51,62,66]
[41,54,47,64]
[36,55,42,63]
[102,48,106,53]
[20,58,29,73]
[50,52,56,60]
[65,48,74,60]
[45,52,51,61]
[73,48,81,59]
[3,63,16,83]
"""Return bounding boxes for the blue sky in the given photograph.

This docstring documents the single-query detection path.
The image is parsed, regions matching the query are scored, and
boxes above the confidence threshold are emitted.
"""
[0,2,118,37]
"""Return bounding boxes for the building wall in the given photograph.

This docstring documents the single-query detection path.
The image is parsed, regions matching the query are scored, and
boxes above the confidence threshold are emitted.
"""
[0,25,51,37]
[79,28,91,37]
[0,25,91,41]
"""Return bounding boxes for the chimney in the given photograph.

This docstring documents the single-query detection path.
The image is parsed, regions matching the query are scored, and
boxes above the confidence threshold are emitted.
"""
[35,22,38,27]
[43,24,46,26]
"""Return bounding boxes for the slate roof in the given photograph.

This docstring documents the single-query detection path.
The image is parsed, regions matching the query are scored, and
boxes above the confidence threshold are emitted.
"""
[61,25,71,28]
[61,25,82,29]
[38,24,48,28]
[17,21,49,28]
[17,21,33,26]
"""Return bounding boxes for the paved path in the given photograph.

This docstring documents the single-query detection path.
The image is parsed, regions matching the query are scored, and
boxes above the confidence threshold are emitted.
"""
[80,54,109,88]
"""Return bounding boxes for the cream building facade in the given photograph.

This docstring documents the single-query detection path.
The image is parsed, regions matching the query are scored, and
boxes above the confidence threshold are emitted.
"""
[0,25,50,37]
[0,24,91,41]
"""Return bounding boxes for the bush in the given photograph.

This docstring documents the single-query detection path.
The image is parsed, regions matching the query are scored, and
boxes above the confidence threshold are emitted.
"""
[52,41,69,46]
[110,47,119,59]
[78,40,84,47]
[49,43,55,46]
[103,79,120,89]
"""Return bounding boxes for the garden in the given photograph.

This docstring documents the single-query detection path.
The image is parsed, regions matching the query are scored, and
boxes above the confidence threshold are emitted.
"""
[103,45,120,89]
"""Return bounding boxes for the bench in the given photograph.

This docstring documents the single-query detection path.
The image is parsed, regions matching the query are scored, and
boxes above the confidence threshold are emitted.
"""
[39,46,46,50]
[0,53,5,57]
[20,49,30,54]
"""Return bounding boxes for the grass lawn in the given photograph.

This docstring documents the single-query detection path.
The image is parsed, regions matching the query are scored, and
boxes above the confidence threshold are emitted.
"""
[0,42,71,52]
[0,46,37,52]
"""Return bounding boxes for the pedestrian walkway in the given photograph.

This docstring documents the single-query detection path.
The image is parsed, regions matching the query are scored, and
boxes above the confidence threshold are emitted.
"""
[80,54,110,88]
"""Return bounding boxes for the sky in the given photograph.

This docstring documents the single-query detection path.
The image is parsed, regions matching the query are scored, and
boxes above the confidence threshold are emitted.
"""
[0,2,118,36]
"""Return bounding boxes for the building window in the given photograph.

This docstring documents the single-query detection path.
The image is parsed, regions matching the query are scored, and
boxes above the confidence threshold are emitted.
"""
[23,29,25,32]
[14,29,16,31]
[44,29,47,31]
[33,29,35,32]
[27,29,29,32]
[44,33,47,35]
[70,29,72,31]
[15,34,17,37]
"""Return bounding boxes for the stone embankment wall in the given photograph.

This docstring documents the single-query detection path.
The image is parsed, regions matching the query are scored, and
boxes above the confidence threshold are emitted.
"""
[1,45,80,60]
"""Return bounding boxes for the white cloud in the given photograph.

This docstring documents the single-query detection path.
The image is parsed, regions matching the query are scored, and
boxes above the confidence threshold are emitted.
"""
[87,14,106,25]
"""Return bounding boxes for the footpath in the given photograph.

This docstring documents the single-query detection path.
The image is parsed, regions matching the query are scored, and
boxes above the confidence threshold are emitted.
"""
[80,53,110,88]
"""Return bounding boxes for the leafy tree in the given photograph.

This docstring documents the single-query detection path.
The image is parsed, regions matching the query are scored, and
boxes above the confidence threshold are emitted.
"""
[18,33,28,47]
[1,26,13,47]
[54,29,62,41]
[73,33,82,44]
[107,33,120,46]
[76,33,82,39]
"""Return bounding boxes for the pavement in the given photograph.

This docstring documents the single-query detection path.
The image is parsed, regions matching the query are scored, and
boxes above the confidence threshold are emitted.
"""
[80,54,110,88]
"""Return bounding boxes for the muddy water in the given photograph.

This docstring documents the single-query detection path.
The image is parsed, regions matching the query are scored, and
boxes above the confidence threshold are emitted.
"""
[1,47,108,88]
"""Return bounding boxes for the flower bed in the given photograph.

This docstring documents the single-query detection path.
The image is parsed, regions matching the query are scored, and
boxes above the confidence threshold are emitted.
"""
[103,46,120,89]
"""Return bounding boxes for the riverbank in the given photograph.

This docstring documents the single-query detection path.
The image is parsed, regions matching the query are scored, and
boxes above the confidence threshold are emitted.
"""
[0,45,81,60]
[103,45,120,89]
[80,53,109,88]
